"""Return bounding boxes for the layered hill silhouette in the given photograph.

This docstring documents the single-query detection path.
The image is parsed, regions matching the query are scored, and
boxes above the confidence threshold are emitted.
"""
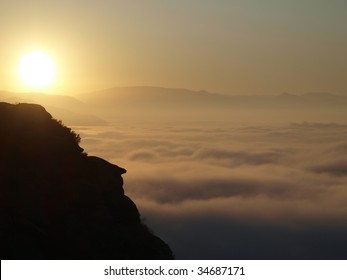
[80,86,347,109]
[77,87,347,122]
[3,87,347,123]
[0,102,173,259]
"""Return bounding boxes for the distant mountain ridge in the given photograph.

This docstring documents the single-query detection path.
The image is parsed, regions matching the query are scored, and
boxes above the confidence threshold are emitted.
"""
[77,86,347,121]
[80,86,347,106]
[80,86,229,108]
[2,87,347,122]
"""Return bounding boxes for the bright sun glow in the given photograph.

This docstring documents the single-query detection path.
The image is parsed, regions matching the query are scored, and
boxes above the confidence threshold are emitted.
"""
[19,51,56,90]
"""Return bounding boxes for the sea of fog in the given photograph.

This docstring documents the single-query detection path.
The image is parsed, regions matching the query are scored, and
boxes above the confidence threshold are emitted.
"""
[73,120,347,259]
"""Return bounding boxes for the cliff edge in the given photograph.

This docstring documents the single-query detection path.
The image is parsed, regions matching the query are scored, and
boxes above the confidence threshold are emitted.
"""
[0,102,173,259]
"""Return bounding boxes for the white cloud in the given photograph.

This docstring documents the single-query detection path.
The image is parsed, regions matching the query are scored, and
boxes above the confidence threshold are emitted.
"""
[73,121,347,259]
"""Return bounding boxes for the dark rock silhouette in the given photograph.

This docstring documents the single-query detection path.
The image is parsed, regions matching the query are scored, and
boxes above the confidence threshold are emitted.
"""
[0,102,173,259]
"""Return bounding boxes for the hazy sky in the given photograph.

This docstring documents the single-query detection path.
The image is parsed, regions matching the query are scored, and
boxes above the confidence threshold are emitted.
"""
[1,0,346,94]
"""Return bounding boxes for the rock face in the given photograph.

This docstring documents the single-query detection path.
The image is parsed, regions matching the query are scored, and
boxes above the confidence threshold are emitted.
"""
[0,102,173,259]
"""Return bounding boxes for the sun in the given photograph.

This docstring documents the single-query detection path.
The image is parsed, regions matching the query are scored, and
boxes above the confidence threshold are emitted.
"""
[19,51,56,90]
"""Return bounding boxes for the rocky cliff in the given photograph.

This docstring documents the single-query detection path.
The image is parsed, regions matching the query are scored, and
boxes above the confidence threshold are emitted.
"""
[0,102,173,259]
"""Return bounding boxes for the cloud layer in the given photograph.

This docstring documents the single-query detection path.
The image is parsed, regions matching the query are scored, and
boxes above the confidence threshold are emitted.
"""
[74,121,347,259]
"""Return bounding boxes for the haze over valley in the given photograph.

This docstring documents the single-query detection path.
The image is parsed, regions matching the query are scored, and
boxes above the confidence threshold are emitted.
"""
[2,87,347,124]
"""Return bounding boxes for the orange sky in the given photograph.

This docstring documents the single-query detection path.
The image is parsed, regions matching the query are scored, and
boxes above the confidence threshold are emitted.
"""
[1,1,346,95]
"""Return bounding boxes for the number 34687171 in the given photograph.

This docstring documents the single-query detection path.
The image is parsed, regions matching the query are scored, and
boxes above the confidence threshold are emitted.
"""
[197,267,245,276]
